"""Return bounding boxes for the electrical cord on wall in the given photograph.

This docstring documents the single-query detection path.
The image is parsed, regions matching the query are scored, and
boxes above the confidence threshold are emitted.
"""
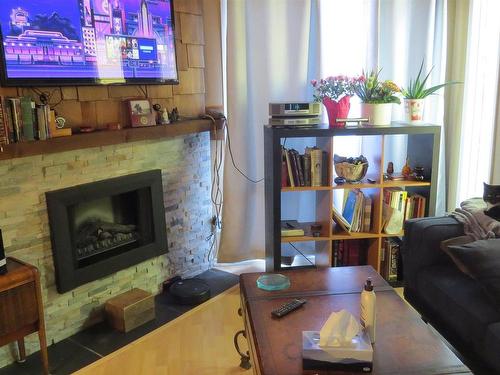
[23,87,64,109]
[201,113,265,265]
[202,113,264,184]
[225,119,264,184]
[202,114,224,265]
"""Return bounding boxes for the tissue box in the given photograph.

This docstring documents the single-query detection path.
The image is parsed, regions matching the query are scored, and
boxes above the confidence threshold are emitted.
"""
[302,330,373,373]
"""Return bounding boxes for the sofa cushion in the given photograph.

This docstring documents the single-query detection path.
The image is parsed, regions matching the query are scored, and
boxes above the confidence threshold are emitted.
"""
[417,264,500,345]
[444,239,500,306]
[477,323,500,373]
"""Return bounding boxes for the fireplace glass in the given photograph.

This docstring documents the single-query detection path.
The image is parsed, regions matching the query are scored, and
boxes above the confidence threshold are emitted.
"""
[68,189,153,268]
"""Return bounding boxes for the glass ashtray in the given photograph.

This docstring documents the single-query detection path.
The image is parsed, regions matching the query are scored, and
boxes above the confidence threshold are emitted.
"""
[256,274,290,291]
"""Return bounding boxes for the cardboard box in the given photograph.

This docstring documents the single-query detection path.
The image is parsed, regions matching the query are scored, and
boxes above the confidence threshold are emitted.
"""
[105,288,155,332]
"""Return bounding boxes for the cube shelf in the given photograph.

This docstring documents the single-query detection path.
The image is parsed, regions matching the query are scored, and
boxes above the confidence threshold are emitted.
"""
[264,122,441,273]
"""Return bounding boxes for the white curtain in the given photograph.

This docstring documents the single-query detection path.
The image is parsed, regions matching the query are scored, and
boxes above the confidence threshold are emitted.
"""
[455,0,500,203]
[218,0,319,262]
[218,0,451,262]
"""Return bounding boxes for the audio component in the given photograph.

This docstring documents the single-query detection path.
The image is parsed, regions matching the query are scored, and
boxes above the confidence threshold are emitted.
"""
[269,102,321,117]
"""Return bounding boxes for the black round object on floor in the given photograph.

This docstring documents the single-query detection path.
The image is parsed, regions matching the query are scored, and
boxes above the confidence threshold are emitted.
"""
[169,278,211,305]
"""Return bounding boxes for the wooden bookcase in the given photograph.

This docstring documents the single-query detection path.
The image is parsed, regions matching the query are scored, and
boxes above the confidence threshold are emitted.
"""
[264,122,441,273]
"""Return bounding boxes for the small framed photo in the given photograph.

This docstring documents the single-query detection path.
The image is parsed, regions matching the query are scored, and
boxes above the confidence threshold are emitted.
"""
[128,99,156,127]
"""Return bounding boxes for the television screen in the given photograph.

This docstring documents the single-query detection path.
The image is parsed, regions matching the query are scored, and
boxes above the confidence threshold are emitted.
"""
[0,0,178,86]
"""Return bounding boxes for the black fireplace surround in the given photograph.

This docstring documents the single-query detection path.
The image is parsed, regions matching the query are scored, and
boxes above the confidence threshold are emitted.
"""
[46,170,168,293]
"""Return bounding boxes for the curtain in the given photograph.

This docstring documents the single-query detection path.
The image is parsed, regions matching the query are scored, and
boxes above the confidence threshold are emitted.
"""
[218,0,451,262]
[454,0,500,204]
[218,0,319,262]
[377,0,448,215]
[444,0,470,210]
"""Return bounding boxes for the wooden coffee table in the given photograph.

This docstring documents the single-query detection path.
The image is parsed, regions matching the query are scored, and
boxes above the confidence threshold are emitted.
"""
[239,266,471,375]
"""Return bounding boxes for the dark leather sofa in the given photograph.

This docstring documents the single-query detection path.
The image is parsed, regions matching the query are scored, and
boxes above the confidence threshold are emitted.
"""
[402,216,500,374]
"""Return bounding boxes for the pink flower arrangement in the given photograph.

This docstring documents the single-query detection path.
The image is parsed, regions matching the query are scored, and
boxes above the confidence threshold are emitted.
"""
[311,75,363,102]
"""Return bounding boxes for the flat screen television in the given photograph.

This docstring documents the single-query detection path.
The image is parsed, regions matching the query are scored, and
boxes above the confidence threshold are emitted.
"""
[0,0,178,86]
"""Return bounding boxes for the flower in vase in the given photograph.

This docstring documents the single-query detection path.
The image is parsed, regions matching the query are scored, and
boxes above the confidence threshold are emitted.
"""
[311,75,358,103]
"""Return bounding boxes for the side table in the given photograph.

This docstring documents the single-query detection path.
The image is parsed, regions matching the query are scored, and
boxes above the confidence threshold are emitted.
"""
[0,257,49,374]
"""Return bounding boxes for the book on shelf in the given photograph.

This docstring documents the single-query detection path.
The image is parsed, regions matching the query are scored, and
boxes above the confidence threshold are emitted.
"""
[310,146,323,187]
[342,190,358,226]
[404,193,427,220]
[333,240,368,267]
[321,150,329,185]
[0,98,9,146]
[281,146,328,188]
[380,238,402,282]
[8,98,24,142]
[363,196,373,232]
[280,220,305,237]
[291,149,305,186]
[382,189,427,234]
[36,104,50,141]
[382,188,407,234]
[0,97,73,144]
[332,206,351,232]
[20,96,36,141]
[332,190,373,234]
[303,152,311,186]
[281,148,288,187]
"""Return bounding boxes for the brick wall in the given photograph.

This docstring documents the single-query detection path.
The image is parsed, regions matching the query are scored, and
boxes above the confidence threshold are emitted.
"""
[0,0,213,367]
[0,133,213,367]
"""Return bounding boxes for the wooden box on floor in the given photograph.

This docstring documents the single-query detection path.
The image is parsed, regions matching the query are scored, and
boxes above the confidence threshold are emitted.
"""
[105,288,155,332]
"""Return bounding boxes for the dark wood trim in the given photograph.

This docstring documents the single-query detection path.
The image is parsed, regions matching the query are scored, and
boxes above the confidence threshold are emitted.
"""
[0,119,220,161]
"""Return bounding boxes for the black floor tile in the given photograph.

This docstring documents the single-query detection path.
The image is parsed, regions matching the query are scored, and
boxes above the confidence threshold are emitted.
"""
[0,339,100,375]
[69,303,183,356]
[0,268,239,374]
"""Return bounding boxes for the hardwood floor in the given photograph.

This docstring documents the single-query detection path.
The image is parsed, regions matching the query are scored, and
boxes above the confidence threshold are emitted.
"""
[73,262,406,375]
[74,285,250,375]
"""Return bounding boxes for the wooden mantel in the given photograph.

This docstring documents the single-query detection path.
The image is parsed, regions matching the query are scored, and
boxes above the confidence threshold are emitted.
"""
[0,118,221,161]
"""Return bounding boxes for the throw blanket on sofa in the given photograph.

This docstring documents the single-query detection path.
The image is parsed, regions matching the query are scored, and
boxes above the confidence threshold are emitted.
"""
[451,198,500,240]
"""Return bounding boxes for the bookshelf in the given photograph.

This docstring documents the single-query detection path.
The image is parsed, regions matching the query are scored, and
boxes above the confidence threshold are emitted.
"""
[264,122,441,274]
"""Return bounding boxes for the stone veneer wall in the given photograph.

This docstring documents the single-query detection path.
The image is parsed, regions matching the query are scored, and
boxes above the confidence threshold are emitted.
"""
[0,132,212,366]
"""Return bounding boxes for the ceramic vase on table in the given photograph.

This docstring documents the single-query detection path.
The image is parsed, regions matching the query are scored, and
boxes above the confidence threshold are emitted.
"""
[404,98,424,123]
[361,103,392,126]
[322,96,351,128]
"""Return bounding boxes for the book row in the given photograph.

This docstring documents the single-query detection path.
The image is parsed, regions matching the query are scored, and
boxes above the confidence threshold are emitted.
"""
[332,189,372,233]
[382,188,426,234]
[0,96,70,146]
[332,239,368,267]
[281,146,329,187]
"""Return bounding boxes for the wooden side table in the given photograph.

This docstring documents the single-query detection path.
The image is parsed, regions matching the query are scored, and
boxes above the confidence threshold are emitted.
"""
[0,257,49,374]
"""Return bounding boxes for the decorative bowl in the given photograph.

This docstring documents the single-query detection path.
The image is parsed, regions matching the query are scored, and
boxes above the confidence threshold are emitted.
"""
[334,162,369,183]
[256,274,290,291]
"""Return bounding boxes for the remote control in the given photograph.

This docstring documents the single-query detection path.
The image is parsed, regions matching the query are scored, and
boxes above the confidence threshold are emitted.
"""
[271,299,307,318]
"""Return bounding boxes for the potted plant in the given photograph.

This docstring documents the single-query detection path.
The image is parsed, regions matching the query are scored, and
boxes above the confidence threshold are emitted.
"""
[401,61,459,122]
[353,70,401,126]
[311,76,358,127]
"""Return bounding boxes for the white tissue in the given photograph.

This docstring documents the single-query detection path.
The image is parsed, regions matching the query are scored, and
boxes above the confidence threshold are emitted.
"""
[319,309,361,347]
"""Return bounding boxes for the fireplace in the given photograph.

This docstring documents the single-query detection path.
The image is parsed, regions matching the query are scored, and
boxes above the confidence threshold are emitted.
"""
[46,170,167,293]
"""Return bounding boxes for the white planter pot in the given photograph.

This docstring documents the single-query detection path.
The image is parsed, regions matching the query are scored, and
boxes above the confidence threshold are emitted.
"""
[361,103,393,126]
[404,98,425,123]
